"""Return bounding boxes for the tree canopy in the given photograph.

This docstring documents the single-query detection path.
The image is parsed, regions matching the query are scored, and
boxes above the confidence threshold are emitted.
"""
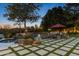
[4,3,41,31]
[41,6,67,31]
[41,3,79,31]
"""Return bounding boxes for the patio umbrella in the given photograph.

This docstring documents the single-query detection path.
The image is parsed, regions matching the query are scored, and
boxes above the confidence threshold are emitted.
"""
[50,24,66,28]
[49,24,66,39]
[49,24,66,32]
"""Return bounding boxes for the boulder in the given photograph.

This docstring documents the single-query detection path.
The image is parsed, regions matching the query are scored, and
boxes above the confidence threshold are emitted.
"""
[32,40,41,46]
[23,38,33,45]
[18,38,41,46]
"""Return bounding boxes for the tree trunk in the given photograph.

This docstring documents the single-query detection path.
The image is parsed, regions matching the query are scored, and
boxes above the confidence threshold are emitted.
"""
[19,21,21,33]
[24,20,27,32]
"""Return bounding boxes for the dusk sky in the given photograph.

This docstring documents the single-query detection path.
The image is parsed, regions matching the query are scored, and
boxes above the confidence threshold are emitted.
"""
[0,3,64,27]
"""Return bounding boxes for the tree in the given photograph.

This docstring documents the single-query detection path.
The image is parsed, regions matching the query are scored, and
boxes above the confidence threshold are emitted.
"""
[4,3,41,32]
[64,3,79,24]
[41,6,67,31]
[64,3,79,29]
[64,3,79,15]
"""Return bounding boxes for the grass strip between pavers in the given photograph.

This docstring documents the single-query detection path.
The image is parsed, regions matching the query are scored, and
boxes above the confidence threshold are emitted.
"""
[8,47,21,56]
[0,48,9,51]
[44,37,74,47]
[44,38,76,56]
[1,52,13,56]
[72,52,79,55]
[20,45,41,56]
[52,52,62,56]
[42,39,67,47]
[41,39,63,45]
[64,42,79,56]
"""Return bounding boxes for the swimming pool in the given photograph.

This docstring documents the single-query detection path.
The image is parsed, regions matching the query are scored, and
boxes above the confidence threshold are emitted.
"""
[0,38,16,43]
[0,38,18,50]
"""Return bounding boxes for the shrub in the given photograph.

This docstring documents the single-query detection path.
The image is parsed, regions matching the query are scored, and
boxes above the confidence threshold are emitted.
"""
[3,29,14,38]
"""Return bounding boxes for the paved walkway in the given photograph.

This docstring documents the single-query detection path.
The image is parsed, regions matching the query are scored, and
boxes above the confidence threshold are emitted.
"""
[0,37,79,56]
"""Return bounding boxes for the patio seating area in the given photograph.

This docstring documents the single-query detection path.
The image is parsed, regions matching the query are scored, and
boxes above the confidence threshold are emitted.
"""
[40,31,69,40]
[0,37,79,56]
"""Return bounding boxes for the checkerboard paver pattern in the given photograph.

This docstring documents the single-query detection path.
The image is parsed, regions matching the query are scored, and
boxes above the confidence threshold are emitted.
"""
[0,37,79,56]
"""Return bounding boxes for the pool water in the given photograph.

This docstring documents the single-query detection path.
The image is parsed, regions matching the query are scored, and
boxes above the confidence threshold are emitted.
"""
[0,38,17,50]
[0,38,16,43]
[0,42,16,50]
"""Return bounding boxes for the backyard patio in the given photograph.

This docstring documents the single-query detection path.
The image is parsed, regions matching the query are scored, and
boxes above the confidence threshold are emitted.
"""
[0,37,79,56]
[1,3,79,56]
